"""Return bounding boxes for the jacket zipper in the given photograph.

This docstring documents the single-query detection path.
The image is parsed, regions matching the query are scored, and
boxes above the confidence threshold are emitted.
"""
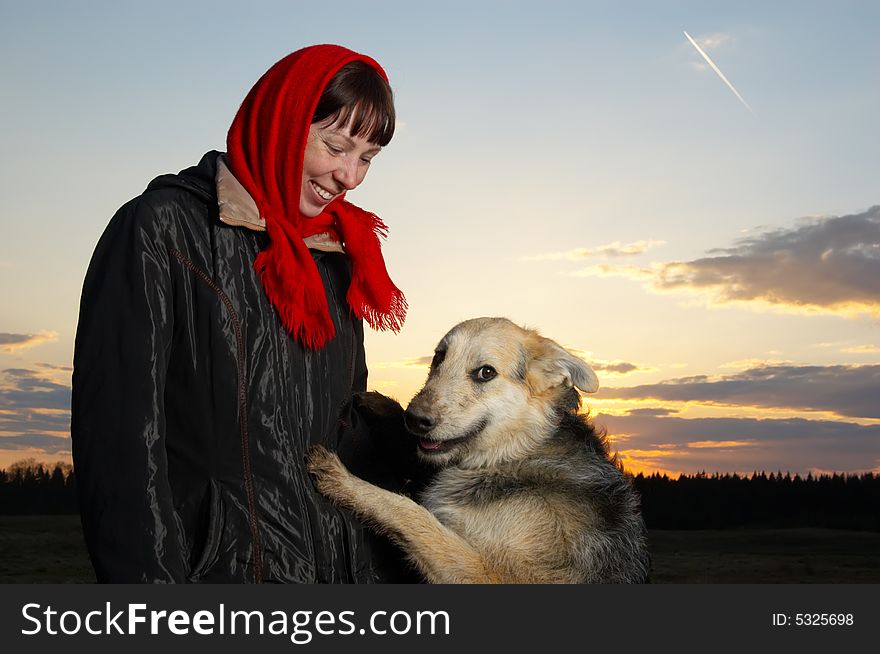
[170,248,264,583]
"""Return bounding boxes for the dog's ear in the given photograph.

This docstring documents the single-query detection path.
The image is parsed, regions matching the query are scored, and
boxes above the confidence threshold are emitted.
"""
[558,346,600,393]
[527,339,600,394]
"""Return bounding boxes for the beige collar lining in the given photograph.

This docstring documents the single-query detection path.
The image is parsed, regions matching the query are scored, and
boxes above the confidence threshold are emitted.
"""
[215,155,345,254]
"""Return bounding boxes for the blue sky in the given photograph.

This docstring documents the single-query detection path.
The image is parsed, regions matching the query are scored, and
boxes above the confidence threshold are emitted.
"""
[1,0,878,474]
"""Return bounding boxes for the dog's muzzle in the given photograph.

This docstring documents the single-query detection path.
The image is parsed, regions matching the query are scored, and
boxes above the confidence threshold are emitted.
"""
[404,408,436,435]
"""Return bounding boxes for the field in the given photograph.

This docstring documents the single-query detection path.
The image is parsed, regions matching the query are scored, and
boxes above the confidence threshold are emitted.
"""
[2,515,879,583]
[647,528,880,583]
[0,515,96,583]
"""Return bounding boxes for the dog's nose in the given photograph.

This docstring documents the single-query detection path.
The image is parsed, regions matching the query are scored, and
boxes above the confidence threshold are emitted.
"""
[404,408,435,435]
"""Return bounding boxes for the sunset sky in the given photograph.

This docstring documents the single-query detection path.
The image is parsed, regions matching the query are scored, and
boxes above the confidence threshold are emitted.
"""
[2,1,878,476]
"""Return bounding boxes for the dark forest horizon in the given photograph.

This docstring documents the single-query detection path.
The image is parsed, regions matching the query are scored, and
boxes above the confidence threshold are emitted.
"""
[2,459,878,532]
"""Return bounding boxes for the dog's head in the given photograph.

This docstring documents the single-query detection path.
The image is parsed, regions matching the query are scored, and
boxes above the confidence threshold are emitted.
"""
[405,317,599,468]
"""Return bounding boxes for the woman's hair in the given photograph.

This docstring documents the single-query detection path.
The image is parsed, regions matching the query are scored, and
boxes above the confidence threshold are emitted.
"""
[312,61,395,147]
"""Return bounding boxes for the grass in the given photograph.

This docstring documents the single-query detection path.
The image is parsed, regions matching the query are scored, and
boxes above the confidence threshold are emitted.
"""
[0,515,95,583]
[648,528,880,583]
[2,516,879,583]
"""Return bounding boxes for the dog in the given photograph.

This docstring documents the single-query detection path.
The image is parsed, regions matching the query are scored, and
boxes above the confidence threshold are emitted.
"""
[309,317,650,583]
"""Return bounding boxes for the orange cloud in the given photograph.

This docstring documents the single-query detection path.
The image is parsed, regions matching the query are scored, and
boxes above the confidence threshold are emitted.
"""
[0,331,59,353]
[842,345,880,354]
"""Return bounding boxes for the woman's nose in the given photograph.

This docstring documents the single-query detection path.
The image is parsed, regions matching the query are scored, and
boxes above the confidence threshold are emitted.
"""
[334,157,360,190]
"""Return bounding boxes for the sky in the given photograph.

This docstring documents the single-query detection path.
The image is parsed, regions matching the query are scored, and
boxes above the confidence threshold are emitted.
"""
[1,0,878,476]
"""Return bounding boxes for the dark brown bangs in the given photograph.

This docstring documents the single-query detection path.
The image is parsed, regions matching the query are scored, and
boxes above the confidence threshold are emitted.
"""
[312,61,396,146]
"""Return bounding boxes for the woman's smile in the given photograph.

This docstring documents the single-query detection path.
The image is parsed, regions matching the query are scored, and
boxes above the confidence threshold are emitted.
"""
[300,116,381,217]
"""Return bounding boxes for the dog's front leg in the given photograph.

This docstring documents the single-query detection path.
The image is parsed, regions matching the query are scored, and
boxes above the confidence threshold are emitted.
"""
[308,446,499,584]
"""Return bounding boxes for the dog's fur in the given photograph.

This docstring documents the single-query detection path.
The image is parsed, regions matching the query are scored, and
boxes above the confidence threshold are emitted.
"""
[309,317,650,583]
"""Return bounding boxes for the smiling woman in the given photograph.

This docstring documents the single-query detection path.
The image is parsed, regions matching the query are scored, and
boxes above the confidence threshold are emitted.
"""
[301,118,385,216]
[300,61,394,217]
[70,45,408,584]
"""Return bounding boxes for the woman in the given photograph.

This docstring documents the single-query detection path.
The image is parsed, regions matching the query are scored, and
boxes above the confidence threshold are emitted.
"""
[71,44,407,583]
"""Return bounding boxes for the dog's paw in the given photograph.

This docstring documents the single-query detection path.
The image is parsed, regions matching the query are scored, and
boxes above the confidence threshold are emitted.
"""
[307,446,353,501]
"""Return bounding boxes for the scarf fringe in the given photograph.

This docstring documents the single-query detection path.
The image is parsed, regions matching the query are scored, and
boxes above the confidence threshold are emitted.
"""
[338,201,408,336]
[348,285,408,333]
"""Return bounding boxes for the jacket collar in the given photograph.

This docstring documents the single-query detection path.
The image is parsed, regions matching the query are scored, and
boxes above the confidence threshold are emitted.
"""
[215,154,344,253]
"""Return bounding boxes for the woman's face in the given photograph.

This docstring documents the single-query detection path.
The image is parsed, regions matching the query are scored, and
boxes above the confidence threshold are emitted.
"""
[300,116,382,217]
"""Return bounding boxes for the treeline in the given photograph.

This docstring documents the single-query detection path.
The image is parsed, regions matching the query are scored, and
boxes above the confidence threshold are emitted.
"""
[1,460,879,531]
[632,471,880,531]
[0,459,79,514]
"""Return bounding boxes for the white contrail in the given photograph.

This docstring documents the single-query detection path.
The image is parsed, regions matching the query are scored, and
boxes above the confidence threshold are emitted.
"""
[684,30,753,114]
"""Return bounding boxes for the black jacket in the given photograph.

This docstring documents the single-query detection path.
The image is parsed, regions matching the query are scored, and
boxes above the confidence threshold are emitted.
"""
[72,152,385,583]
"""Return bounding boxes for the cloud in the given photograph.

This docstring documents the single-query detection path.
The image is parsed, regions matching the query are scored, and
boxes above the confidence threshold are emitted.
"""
[34,363,73,371]
[694,32,734,50]
[571,207,880,318]
[592,361,641,375]
[0,331,59,353]
[521,240,665,262]
[568,264,656,280]
[842,345,879,354]
[684,32,735,73]
[564,348,652,378]
[720,358,791,370]
[0,408,69,435]
[0,435,71,455]
[0,366,72,460]
[0,368,71,410]
[686,440,753,449]
[626,407,679,417]
[597,364,880,419]
[598,412,880,476]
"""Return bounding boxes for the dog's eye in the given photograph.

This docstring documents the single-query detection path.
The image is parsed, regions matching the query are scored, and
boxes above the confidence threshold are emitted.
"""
[472,365,497,383]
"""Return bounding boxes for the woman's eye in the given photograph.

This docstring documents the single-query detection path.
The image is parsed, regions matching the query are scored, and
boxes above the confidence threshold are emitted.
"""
[472,366,497,382]
[325,142,344,154]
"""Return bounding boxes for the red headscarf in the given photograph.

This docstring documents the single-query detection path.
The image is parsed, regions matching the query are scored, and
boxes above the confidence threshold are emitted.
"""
[227,44,407,349]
